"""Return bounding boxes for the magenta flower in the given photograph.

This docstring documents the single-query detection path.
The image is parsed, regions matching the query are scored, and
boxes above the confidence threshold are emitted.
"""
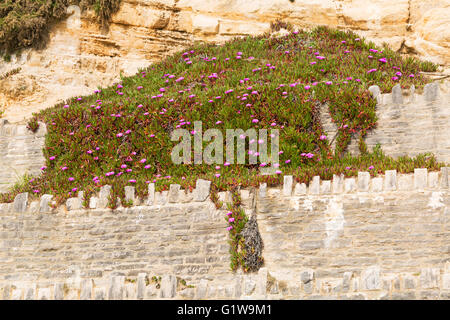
[68,177,75,182]
[144,165,151,169]
[128,179,136,183]
[215,173,221,178]
[40,166,47,170]
[229,217,235,223]
[140,158,147,163]
[320,135,327,140]
[49,156,56,161]
[368,165,375,170]
[227,226,233,231]
[61,166,68,171]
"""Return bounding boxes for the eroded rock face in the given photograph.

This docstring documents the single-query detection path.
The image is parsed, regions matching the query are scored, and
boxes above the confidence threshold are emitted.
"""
[0,0,449,123]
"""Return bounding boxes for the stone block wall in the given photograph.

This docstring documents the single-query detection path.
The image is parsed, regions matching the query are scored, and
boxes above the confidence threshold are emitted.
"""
[321,82,450,163]
[0,120,46,193]
[0,167,449,299]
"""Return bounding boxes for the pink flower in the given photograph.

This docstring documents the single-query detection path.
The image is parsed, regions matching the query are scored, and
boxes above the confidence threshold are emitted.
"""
[128,179,136,183]
[68,177,75,182]
[368,165,375,170]
[227,226,233,231]
[320,135,327,140]
[40,166,47,170]
[215,173,221,178]
[49,156,56,161]
[144,165,151,169]
[228,218,235,223]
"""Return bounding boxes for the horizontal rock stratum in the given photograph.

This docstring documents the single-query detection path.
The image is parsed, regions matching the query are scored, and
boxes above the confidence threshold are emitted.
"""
[0,0,449,123]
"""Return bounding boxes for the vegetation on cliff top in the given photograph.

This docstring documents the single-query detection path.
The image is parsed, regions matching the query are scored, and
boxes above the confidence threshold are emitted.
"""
[0,0,121,58]
[0,26,443,205]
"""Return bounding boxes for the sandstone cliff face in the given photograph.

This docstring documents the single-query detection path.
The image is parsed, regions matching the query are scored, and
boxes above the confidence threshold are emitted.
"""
[0,0,449,123]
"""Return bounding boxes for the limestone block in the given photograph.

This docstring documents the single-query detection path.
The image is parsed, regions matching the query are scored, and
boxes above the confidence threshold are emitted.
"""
[321,180,331,194]
[66,197,82,211]
[108,276,124,300]
[89,197,98,209]
[259,183,267,198]
[13,192,28,213]
[283,176,293,196]
[332,174,344,193]
[124,186,135,203]
[361,266,381,291]
[391,84,403,104]
[39,194,53,213]
[357,172,370,192]
[98,185,112,208]
[160,275,177,298]
[309,176,320,195]
[80,279,92,300]
[428,172,439,188]
[384,170,397,191]
[420,268,439,289]
[147,183,155,205]
[137,273,147,300]
[168,184,181,203]
[414,168,428,190]
[193,179,211,201]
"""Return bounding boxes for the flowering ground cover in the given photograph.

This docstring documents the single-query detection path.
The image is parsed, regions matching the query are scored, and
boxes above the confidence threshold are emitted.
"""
[0,26,444,206]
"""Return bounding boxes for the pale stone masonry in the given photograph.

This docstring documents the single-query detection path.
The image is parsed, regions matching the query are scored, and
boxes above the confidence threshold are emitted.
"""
[0,120,46,193]
[0,168,449,299]
[320,83,450,164]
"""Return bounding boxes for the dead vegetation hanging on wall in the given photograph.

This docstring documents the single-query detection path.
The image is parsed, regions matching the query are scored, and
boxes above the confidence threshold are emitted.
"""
[0,0,122,57]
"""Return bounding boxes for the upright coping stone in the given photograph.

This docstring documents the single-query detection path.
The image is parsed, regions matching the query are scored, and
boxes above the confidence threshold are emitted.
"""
[414,168,428,190]
[168,184,181,203]
[147,183,155,205]
[384,170,397,191]
[259,183,267,198]
[194,179,211,201]
[283,176,293,196]
[391,84,403,105]
[358,172,370,192]
[13,192,28,213]
[39,194,53,213]
[309,176,320,195]
[368,85,381,104]
[160,275,177,298]
[98,185,112,208]
[124,186,135,203]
